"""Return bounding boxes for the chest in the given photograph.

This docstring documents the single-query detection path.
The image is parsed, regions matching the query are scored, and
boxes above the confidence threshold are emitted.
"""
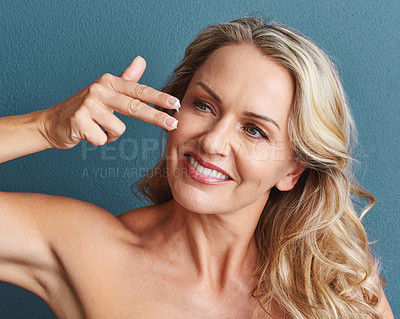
[52,244,260,319]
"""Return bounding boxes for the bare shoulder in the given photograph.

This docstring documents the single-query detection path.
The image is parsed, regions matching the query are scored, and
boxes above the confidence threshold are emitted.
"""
[0,190,136,262]
[377,287,395,319]
[0,191,125,236]
[0,191,133,312]
[0,190,172,247]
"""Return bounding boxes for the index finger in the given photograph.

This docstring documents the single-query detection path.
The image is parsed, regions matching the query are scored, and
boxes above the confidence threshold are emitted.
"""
[96,84,179,131]
[104,74,181,112]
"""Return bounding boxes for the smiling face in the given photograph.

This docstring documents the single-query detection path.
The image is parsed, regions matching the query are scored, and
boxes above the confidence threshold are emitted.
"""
[166,44,303,215]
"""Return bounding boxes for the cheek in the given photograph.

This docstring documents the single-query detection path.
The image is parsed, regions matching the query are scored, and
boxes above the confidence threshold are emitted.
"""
[240,142,272,163]
[241,138,293,162]
[243,164,274,191]
[177,109,208,135]
[236,155,292,192]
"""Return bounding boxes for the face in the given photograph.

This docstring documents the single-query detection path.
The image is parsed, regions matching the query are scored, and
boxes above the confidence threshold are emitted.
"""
[166,44,303,216]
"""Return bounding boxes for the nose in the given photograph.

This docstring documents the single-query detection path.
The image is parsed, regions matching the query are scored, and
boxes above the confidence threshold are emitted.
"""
[198,120,233,157]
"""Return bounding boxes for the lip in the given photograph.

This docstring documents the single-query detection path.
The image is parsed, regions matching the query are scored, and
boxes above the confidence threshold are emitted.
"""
[183,153,233,185]
[186,152,232,178]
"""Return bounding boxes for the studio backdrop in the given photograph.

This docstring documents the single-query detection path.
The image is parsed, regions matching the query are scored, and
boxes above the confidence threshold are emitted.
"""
[0,0,399,317]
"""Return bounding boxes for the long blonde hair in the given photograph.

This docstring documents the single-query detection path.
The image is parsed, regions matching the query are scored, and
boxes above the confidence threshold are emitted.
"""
[134,17,382,318]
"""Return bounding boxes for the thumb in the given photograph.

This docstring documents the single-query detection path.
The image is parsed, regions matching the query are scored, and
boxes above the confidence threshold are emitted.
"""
[120,56,146,82]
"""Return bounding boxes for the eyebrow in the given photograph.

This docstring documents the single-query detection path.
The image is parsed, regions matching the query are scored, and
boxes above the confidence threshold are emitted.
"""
[196,82,222,103]
[196,81,280,131]
[243,111,281,131]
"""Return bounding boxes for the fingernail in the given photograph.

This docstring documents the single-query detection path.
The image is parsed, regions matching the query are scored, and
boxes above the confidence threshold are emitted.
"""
[165,117,178,129]
[168,97,181,112]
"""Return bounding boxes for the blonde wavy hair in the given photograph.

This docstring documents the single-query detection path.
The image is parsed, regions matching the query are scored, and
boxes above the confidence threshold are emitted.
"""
[134,17,383,318]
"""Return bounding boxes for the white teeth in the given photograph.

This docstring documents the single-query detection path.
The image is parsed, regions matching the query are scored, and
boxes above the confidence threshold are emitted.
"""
[188,156,229,180]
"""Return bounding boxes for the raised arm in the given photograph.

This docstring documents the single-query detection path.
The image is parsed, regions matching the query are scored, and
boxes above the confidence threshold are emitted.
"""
[0,56,180,163]
[0,57,180,305]
[0,111,51,163]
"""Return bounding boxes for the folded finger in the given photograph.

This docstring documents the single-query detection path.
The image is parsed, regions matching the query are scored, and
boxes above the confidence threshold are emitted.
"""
[90,108,127,143]
[79,120,108,146]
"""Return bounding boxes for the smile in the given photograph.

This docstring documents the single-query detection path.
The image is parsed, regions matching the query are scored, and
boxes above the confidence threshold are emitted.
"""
[189,156,230,180]
[183,154,233,185]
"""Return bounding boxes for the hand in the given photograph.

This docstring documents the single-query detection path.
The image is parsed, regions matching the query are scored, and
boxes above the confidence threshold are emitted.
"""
[38,56,180,149]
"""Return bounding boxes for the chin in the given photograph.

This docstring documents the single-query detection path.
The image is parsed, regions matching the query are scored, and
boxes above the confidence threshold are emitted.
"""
[169,180,228,215]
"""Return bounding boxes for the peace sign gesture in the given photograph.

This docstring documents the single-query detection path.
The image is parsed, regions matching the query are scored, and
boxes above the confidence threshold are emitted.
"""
[40,56,180,149]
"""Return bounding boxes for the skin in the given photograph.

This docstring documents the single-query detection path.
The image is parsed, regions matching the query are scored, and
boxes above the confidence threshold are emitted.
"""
[0,46,394,319]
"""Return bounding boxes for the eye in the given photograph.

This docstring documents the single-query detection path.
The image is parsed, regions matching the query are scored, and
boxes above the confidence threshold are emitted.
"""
[192,98,215,114]
[243,123,269,140]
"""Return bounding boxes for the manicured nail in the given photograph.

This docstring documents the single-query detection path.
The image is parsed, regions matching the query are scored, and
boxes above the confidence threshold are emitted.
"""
[168,97,181,113]
[165,117,178,129]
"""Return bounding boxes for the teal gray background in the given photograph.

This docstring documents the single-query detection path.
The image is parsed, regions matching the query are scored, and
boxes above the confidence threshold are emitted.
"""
[0,0,399,317]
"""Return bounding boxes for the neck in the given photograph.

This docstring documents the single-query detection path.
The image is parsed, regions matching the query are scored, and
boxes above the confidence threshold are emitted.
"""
[161,199,263,289]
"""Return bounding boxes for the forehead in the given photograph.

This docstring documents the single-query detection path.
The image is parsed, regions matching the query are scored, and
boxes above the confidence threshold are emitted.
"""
[189,44,294,121]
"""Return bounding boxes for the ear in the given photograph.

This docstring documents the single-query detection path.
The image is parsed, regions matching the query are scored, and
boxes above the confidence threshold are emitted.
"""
[275,161,305,191]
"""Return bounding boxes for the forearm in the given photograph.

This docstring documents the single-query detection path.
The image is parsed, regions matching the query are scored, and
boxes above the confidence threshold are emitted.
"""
[0,111,51,163]
[0,58,179,163]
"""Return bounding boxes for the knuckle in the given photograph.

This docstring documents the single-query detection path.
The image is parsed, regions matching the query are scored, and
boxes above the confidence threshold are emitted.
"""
[91,135,107,146]
[115,122,126,136]
[99,72,113,83]
[153,111,165,124]
[71,110,84,124]
[132,83,150,98]
[110,121,126,138]
[70,110,85,127]
[159,92,169,103]
[88,83,102,96]
[85,131,107,146]
[128,99,142,115]
[82,97,97,112]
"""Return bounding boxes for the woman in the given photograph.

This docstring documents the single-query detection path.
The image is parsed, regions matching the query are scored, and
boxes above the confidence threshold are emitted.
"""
[0,17,394,318]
